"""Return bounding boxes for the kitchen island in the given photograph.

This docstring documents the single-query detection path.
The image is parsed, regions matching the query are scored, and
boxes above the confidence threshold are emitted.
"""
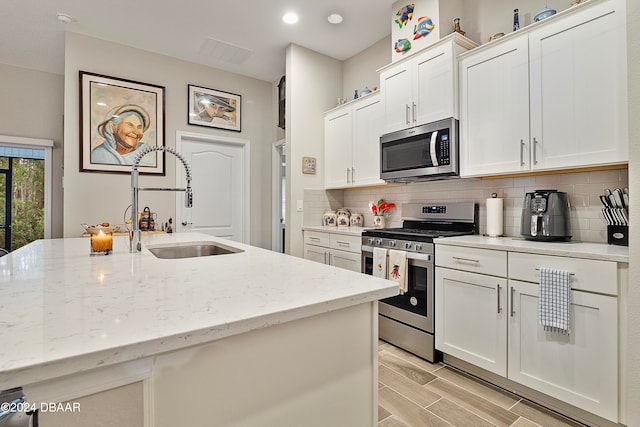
[0,233,398,426]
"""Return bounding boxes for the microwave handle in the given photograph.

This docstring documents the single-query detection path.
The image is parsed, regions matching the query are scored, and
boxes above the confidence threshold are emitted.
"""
[430,131,439,167]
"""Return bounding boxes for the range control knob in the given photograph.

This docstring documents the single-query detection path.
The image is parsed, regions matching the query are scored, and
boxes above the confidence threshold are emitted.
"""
[415,243,423,251]
[375,239,383,246]
[404,242,412,250]
[388,240,396,248]
[368,238,375,245]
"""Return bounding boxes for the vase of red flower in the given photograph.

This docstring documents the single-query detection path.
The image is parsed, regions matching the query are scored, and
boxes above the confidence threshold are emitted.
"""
[369,199,396,229]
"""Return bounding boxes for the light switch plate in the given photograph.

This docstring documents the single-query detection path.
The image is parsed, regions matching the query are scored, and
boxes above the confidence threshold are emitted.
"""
[296,200,303,212]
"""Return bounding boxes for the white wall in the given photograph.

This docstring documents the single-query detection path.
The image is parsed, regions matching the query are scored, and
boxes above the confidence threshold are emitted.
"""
[63,33,274,248]
[285,44,342,257]
[342,36,390,102]
[460,0,571,45]
[0,63,64,238]
[626,0,639,423]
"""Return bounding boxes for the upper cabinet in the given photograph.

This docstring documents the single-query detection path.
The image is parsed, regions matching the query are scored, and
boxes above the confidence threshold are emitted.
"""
[379,34,477,134]
[460,0,628,177]
[324,93,385,189]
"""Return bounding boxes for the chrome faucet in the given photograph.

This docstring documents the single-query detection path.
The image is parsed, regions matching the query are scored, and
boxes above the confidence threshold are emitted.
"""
[130,146,192,252]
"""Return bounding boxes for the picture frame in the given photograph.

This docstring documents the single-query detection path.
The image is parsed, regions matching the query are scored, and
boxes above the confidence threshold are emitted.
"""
[302,156,316,174]
[79,71,165,175]
[188,84,241,132]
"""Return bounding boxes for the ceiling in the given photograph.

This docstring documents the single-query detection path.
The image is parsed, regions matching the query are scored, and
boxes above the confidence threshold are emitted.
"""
[2,0,394,82]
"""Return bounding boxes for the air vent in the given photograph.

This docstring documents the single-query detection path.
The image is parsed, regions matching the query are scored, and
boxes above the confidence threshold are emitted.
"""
[198,37,253,65]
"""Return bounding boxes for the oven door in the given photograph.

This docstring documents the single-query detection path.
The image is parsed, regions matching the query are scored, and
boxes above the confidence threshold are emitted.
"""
[361,246,434,334]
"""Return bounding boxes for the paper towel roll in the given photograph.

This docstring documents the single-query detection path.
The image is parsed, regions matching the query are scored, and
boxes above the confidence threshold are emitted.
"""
[486,197,504,237]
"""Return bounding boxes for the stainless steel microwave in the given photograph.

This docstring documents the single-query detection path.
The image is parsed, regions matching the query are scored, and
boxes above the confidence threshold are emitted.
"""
[380,118,459,182]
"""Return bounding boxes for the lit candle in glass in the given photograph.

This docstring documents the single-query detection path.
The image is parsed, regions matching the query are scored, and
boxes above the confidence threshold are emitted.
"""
[90,229,113,255]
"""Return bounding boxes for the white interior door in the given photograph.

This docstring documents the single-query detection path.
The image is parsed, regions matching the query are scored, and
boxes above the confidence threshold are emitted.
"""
[176,131,249,243]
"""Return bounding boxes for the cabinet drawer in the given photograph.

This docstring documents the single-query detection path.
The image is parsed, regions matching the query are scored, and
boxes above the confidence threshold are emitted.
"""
[508,252,617,296]
[436,245,507,277]
[330,234,361,254]
[304,231,330,247]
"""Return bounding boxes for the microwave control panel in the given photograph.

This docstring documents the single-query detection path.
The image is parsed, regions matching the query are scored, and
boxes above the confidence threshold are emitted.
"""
[438,132,450,165]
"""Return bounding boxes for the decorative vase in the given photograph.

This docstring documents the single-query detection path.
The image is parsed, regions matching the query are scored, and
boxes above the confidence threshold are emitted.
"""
[373,215,386,229]
[350,213,364,227]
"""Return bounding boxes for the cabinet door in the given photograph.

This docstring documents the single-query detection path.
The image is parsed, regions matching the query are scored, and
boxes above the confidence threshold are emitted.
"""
[324,108,353,188]
[329,249,362,272]
[529,0,628,170]
[352,94,385,187]
[413,45,455,125]
[435,268,507,376]
[508,280,618,422]
[459,36,530,177]
[379,63,413,133]
[304,244,328,264]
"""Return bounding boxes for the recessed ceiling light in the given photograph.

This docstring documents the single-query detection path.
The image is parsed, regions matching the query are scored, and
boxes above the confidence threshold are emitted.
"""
[56,13,74,24]
[282,12,299,24]
[328,14,343,24]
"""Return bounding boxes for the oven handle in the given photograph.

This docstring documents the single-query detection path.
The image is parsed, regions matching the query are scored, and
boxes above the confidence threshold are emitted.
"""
[361,245,432,263]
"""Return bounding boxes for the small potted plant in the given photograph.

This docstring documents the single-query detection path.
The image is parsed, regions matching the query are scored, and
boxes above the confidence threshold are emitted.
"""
[369,199,396,229]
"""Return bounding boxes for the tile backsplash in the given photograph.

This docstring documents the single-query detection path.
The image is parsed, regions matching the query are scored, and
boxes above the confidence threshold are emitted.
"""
[303,168,628,243]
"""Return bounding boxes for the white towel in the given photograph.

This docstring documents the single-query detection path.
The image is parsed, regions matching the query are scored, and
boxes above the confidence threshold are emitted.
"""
[538,268,571,335]
[373,247,388,279]
[387,249,408,294]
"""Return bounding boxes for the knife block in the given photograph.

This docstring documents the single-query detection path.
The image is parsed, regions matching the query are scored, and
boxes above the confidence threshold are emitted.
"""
[607,225,628,246]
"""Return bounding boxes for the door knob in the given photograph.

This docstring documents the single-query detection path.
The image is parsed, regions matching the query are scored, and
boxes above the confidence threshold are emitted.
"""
[181,221,192,226]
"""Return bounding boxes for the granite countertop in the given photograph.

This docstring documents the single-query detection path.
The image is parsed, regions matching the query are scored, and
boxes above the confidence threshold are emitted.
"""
[302,225,368,236]
[0,233,397,390]
[435,235,629,263]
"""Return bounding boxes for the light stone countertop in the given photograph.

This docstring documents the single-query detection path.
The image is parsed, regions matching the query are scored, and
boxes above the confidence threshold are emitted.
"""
[302,225,368,236]
[0,232,398,390]
[435,235,629,263]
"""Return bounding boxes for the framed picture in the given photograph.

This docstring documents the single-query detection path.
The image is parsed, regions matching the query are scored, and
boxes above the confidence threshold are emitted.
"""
[302,156,316,174]
[188,84,241,132]
[79,71,165,174]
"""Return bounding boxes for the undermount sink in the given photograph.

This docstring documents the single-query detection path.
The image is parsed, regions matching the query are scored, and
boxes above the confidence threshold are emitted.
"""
[147,241,244,259]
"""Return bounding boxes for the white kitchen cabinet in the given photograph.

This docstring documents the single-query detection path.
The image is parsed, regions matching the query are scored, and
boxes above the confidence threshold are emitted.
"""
[459,0,627,178]
[303,230,362,272]
[379,34,476,134]
[508,279,618,422]
[435,242,620,423]
[435,267,508,376]
[528,0,628,170]
[459,36,530,176]
[324,93,384,189]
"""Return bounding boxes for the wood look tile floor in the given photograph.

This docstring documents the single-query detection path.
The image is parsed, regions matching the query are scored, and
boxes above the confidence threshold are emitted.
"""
[377,341,587,427]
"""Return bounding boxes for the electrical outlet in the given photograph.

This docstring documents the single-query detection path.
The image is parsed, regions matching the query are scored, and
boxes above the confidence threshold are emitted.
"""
[296,200,303,212]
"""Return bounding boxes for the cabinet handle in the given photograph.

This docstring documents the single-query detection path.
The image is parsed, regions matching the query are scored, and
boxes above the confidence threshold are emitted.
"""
[510,286,516,317]
[533,137,539,165]
[412,102,417,122]
[497,284,502,314]
[406,104,411,124]
[351,167,355,184]
[336,241,350,247]
[308,237,320,242]
[520,139,525,166]
[346,168,351,183]
[328,252,332,265]
[452,256,480,264]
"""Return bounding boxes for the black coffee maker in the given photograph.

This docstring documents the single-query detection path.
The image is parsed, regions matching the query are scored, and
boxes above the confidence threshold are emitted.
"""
[520,190,572,241]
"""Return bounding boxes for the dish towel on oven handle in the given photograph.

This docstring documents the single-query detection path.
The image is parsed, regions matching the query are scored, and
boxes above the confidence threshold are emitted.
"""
[538,267,571,334]
[388,249,408,294]
[373,247,388,279]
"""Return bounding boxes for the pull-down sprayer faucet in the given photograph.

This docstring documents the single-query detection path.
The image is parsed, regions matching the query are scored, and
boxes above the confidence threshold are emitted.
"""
[130,146,192,252]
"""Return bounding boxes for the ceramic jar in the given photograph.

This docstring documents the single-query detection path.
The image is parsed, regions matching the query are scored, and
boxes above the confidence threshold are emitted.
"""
[336,208,351,228]
[350,213,364,227]
[373,215,386,229]
[322,210,337,227]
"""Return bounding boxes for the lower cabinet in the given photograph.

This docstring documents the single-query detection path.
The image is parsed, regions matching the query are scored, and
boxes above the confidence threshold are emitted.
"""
[435,245,620,423]
[303,230,362,273]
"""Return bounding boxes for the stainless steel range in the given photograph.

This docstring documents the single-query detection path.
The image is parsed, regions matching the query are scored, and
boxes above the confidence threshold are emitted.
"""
[361,201,478,362]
